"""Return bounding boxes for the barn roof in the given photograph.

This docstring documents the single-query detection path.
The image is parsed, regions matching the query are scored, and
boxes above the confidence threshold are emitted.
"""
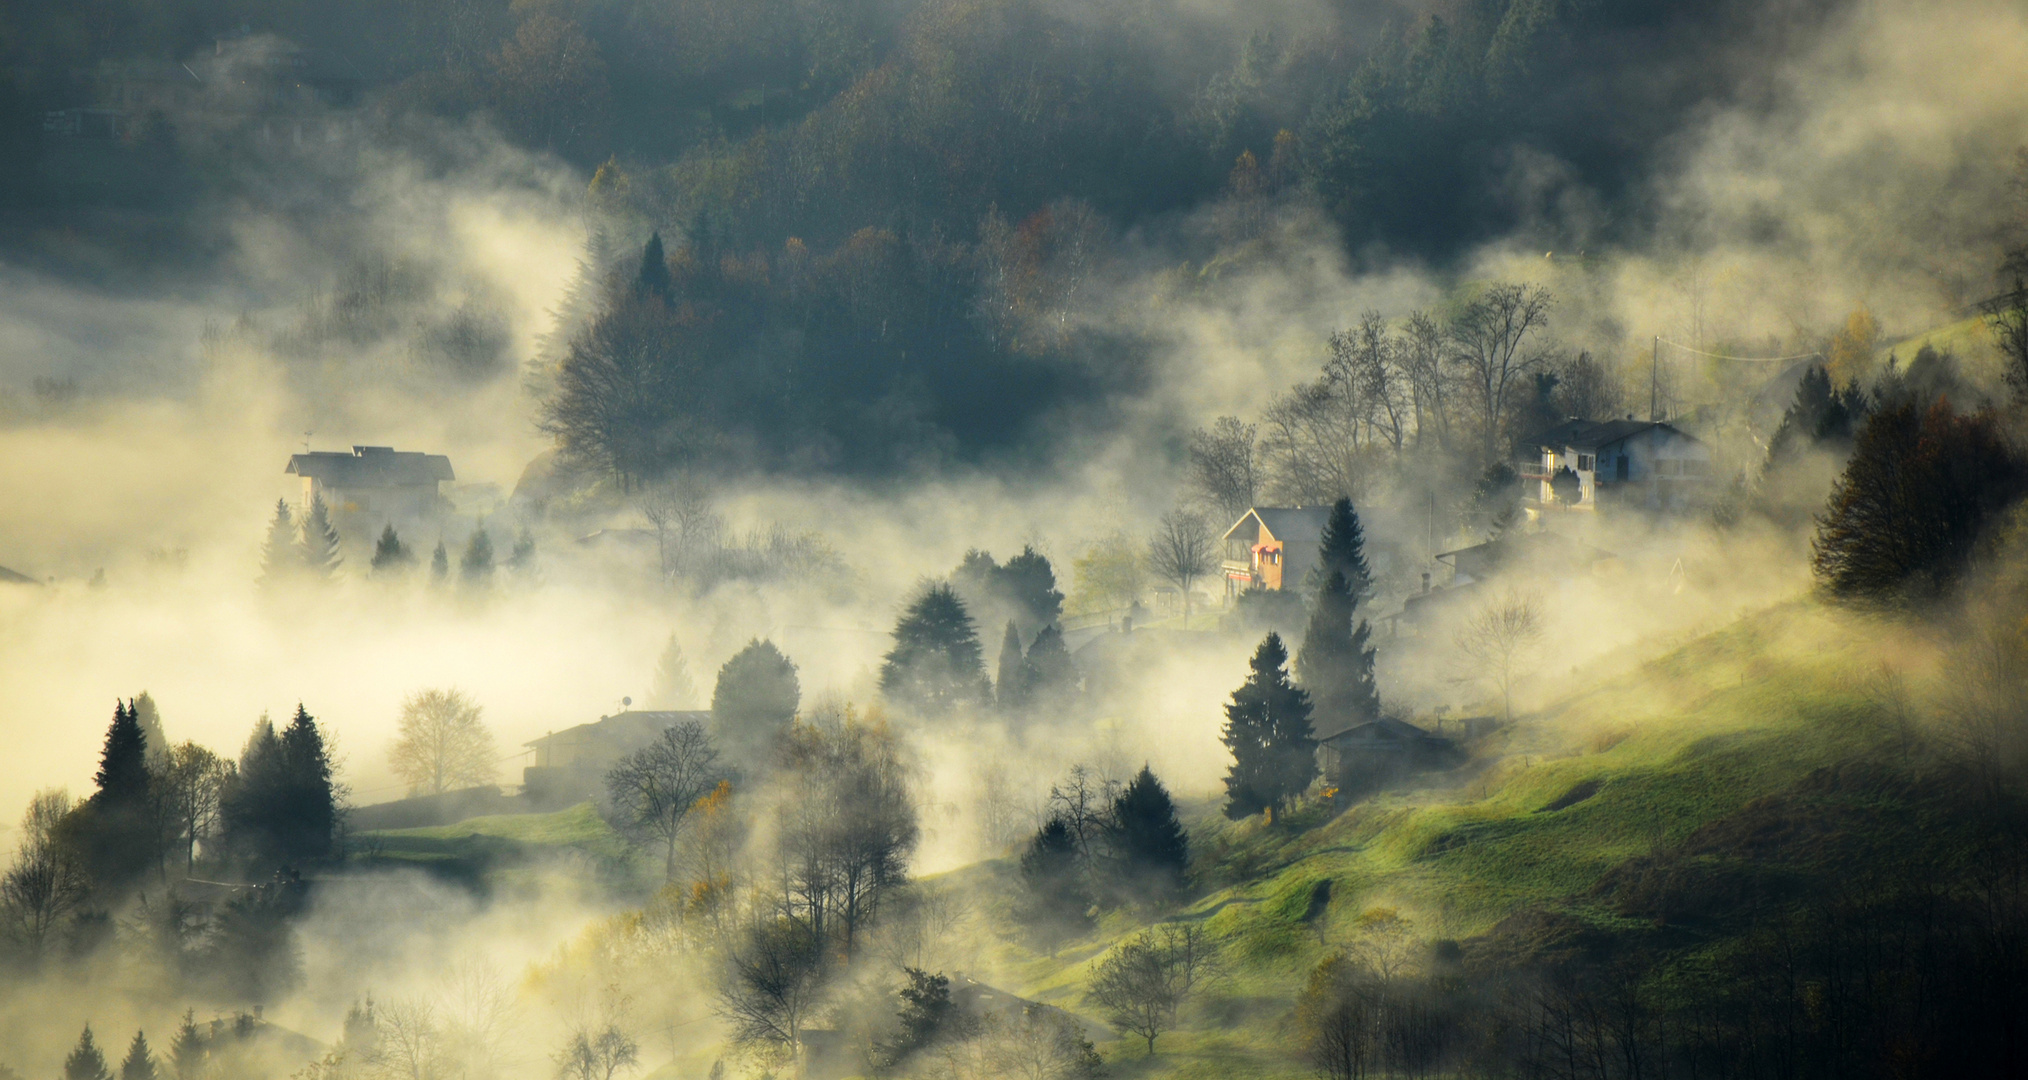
[524,710,710,753]
[1522,419,1703,453]
[1315,716,1449,745]
[286,445,454,486]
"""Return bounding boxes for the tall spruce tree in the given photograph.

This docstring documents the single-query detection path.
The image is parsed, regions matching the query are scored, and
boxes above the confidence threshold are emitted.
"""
[370,525,414,575]
[64,1026,109,1080]
[710,639,800,765]
[1295,571,1381,731]
[1021,625,1077,708]
[460,528,495,585]
[298,495,342,580]
[429,541,450,583]
[222,716,286,864]
[118,1032,155,1080]
[1314,498,1371,602]
[650,633,699,708]
[169,1012,204,1080]
[80,700,157,887]
[257,499,296,588]
[878,583,988,714]
[1220,633,1316,820]
[1018,816,1091,949]
[996,620,1027,710]
[637,231,672,302]
[132,693,169,772]
[277,704,338,865]
[1109,765,1189,900]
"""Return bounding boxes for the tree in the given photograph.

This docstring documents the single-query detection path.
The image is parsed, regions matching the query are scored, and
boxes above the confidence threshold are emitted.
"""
[64,1026,110,1080]
[636,231,672,303]
[1146,509,1217,627]
[552,1024,637,1080]
[875,969,977,1070]
[1297,572,1381,732]
[0,790,90,960]
[224,707,340,868]
[257,500,297,589]
[604,721,721,880]
[1985,277,2028,401]
[540,286,712,488]
[133,693,169,772]
[169,1012,203,1080]
[488,12,612,163]
[773,715,920,956]
[710,639,800,764]
[879,583,989,714]
[996,621,1027,710]
[76,699,158,888]
[1220,633,1317,819]
[1018,817,1091,950]
[430,542,450,584]
[1455,589,1544,723]
[717,916,826,1059]
[649,633,698,708]
[163,743,233,874]
[1766,364,1865,468]
[951,547,1065,638]
[508,529,537,577]
[299,494,342,581]
[1020,625,1078,709]
[460,528,495,585]
[1069,531,1146,616]
[278,705,340,864]
[1108,766,1188,901]
[371,525,415,576]
[1554,350,1623,420]
[119,1032,155,1080]
[1085,933,1186,1056]
[1812,399,2025,597]
[1188,416,1260,524]
[1315,498,1372,602]
[1450,283,1553,461]
[388,689,498,796]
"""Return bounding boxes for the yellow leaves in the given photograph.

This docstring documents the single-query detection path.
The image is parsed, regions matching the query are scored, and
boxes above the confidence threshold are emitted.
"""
[1827,301,1882,385]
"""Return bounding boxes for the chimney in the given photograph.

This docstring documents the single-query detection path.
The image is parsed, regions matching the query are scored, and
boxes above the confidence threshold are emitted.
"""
[1421,572,1431,594]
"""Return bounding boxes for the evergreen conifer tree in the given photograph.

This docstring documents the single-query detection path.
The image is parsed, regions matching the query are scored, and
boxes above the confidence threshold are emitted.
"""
[1109,765,1189,900]
[80,700,157,886]
[637,231,672,302]
[64,1026,110,1080]
[507,529,537,576]
[995,621,1026,710]
[710,639,800,765]
[222,716,285,863]
[132,693,170,772]
[999,546,1065,629]
[878,583,988,715]
[277,704,338,865]
[169,1012,203,1080]
[650,633,698,708]
[1314,498,1371,602]
[460,528,495,584]
[1295,571,1380,730]
[1220,633,1317,820]
[430,541,450,583]
[370,525,413,575]
[119,1032,155,1080]
[257,499,296,589]
[1021,625,1077,708]
[298,495,342,580]
[1018,816,1091,949]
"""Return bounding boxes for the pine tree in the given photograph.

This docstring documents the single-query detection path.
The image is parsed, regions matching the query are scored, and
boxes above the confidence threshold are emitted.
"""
[257,499,296,588]
[1000,546,1065,629]
[1019,816,1091,947]
[637,231,672,302]
[879,583,989,715]
[222,716,286,864]
[80,699,157,886]
[507,529,537,576]
[430,541,450,583]
[1220,633,1316,820]
[64,1026,110,1080]
[1314,498,1371,603]
[1295,571,1380,731]
[710,639,800,764]
[298,494,342,580]
[277,704,338,865]
[650,633,698,709]
[1109,766,1189,900]
[996,621,1027,710]
[370,525,414,575]
[119,1032,155,1080]
[1021,625,1077,708]
[169,1011,204,1080]
[460,528,495,584]
[132,692,170,772]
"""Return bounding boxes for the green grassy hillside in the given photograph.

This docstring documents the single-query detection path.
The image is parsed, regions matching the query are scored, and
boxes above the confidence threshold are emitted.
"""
[352,802,635,884]
[956,599,1947,1078]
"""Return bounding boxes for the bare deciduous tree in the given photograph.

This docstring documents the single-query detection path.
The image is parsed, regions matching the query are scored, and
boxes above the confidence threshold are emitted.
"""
[1084,930,1199,1056]
[1454,589,1545,722]
[0,789,90,960]
[1145,509,1217,627]
[553,1024,637,1080]
[716,916,826,1061]
[388,689,498,797]
[1450,283,1554,461]
[1186,416,1260,524]
[603,721,722,881]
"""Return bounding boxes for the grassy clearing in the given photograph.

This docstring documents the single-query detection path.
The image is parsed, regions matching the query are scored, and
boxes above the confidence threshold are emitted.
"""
[961,598,1922,1076]
[354,801,632,865]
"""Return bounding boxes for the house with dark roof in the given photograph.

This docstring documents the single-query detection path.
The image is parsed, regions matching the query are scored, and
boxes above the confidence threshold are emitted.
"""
[1315,717,1457,789]
[1219,506,1333,600]
[1520,418,1712,512]
[522,709,710,806]
[285,445,453,535]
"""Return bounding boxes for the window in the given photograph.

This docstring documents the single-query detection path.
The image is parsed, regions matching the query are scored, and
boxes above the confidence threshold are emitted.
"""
[1577,454,1594,471]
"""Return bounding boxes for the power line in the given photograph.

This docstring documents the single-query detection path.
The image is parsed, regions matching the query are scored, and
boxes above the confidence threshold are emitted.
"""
[1656,338,1824,364]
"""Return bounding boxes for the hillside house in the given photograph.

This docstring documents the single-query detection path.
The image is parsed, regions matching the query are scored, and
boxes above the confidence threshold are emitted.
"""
[522,709,709,806]
[285,445,453,535]
[1520,419,1712,512]
[1316,717,1456,788]
[1220,506,1331,600]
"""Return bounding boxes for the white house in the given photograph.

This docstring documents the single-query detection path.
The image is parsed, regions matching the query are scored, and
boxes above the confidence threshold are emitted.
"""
[285,445,454,533]
[1521,419,1712,512]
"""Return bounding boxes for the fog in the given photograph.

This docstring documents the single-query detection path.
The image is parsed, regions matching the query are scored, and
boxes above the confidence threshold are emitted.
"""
[3,0,2027,1074]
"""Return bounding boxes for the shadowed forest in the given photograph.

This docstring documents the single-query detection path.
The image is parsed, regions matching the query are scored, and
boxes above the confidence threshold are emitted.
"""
[4,0,2028,1078]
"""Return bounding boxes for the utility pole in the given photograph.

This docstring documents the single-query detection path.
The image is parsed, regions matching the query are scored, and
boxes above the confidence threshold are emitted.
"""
[1650,336,1659,421]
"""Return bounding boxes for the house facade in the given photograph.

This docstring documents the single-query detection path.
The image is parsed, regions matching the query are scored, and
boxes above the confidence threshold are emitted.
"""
[285,445,454,536]
[1521,419,1713,512]
[1315,717,1457,788]
[521,709,709,806]
[1219,506,1332,600]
